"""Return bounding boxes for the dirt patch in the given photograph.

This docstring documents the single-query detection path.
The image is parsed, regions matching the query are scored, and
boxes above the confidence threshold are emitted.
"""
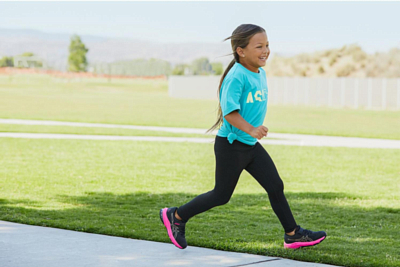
[0,67,167,80]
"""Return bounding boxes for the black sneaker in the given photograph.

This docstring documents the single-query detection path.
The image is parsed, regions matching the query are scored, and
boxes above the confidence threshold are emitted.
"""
[159,207,187,249]
[284,225,326,249]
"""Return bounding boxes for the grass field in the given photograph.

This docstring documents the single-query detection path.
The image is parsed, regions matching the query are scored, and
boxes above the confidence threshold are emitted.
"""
[1,74,399,139]
[0,138,399,267]
[0,73,399,267]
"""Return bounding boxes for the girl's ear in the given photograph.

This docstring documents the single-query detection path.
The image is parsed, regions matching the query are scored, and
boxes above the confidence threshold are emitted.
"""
[236,47,244,57]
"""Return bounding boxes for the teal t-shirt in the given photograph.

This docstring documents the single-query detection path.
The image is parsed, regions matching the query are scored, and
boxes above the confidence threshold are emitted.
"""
[217,62,268,145]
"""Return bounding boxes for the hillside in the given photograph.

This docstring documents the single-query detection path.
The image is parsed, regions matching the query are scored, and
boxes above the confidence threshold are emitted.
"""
[1,28,399,77]
[265,44,400,78]
[0,28,232,71]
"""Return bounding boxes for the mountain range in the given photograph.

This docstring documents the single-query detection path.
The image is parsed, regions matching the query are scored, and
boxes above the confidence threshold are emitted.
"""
[0,28,236,71]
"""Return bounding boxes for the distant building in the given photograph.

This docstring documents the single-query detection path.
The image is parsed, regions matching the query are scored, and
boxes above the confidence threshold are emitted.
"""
[184,66,192,75]
[13,55,46,69]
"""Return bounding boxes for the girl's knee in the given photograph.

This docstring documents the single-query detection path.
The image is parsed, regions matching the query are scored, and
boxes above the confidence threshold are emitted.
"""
[211,189,232,206]
[218,195,231,205]
[267,179,284,195]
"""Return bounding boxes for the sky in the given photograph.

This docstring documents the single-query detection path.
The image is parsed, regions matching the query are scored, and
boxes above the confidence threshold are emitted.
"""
[1,1,399,55]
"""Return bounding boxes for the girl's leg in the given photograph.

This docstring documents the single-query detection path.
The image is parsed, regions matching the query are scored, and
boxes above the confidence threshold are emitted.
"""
[177,136,250,222]
[245,143,297,233]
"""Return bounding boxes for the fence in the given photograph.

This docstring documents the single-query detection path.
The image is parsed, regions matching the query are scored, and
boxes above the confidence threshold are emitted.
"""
[169,76,400,110]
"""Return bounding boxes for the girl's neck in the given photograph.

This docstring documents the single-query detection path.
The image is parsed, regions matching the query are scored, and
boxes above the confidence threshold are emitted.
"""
[239,61,259,73]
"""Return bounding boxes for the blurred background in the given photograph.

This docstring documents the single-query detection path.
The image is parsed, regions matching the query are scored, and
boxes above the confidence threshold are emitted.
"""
[1,1,399,76]
[1,1,400,111]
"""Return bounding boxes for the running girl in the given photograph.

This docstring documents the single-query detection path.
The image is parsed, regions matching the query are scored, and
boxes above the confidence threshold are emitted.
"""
[160,24,326,250]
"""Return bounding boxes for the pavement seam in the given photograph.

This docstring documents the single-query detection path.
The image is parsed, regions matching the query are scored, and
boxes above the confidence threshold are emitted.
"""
[228,258,281,267]
[2,119,400,148]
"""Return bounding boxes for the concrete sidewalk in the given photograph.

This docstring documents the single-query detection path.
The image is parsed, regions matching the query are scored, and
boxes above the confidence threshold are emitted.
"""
[0,220,340,267]
[1,118,400,149]
[1,131,400,149]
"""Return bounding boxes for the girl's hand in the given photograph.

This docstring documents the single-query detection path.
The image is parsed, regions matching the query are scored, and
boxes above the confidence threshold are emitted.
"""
[250,125,269,139]
[224,112,269,140]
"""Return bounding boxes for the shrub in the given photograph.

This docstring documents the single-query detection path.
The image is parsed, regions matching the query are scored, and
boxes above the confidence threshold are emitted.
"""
[352,50,367,62]
[336,63,356,77]
[329,56,337,66]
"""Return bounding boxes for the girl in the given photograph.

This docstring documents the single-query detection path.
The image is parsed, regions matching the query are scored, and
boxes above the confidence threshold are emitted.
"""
[160,24,326,250]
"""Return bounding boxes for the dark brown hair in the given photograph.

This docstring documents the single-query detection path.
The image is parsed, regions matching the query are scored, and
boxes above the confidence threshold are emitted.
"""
[207,24,266,133]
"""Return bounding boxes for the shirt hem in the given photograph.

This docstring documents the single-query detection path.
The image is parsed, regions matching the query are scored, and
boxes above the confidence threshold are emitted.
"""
[216,133,257,146]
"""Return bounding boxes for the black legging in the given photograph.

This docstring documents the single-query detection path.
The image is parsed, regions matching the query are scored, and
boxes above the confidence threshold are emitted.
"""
[177,136,297,233]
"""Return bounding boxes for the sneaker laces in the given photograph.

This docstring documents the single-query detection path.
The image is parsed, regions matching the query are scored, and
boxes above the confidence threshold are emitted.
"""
[178,223,185,235]
[300,228,313,236]
[172,222,185,236]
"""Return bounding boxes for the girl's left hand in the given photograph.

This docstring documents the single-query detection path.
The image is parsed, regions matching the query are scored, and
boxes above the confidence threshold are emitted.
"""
[250,125,269,139]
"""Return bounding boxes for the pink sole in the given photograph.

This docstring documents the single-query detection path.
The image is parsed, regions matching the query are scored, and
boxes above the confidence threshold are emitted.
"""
[284,236,326,249]
[162,208,183,249]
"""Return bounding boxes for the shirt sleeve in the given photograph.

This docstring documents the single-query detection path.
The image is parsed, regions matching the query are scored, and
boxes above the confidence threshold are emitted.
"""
[220,76,243,117]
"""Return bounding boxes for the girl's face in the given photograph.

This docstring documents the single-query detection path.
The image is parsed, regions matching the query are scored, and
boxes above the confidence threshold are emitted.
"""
[237,31,270,72]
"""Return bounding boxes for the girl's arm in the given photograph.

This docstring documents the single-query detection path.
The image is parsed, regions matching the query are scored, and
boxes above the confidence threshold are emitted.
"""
[224,111,269,140]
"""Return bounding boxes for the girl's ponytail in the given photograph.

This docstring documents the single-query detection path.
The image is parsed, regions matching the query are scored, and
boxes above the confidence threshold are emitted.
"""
[207,24,265,133]
[206,58,237,133]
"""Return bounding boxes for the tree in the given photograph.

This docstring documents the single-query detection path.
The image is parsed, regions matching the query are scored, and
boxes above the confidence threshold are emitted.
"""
[0,56,14,67]
[191,57,212,75]
[211,62,223,75]
[20,52,34,57]
[68,35,89,72]
[172,64,189,75]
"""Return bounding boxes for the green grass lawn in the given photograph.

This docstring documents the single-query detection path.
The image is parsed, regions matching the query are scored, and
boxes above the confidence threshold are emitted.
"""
[1,74,399,140]
[1,73,399,267]
[1,138,399,267]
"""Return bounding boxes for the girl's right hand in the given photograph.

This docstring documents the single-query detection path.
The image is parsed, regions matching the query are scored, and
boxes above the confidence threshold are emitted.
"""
[250,125,269,140]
